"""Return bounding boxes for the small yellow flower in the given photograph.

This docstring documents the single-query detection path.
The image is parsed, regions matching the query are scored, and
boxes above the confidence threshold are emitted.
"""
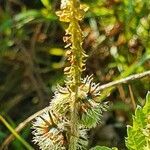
[60,0,70,9]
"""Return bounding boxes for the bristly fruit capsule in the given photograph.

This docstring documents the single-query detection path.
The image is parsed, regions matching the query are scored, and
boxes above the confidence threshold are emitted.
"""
[32,110,68,150]
[78,75,108,128]
[32,109,88,150]
[49,75,108,128]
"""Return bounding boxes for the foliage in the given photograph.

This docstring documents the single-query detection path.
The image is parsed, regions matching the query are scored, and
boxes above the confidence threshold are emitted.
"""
[126,92,150,150]
[89,92,150,150]
[90,146,118,150]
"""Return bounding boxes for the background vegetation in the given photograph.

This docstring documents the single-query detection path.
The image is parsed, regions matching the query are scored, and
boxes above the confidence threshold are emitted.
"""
[0,0,150,149]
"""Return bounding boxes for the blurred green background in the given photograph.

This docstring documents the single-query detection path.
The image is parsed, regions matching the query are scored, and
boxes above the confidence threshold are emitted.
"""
[0,0,150,149]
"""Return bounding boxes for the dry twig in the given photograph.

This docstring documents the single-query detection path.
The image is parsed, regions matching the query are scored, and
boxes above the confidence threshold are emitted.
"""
[98,70,150,90]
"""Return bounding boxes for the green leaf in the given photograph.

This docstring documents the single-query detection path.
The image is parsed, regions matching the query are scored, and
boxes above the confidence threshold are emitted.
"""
[143,91,150,114]
[49,48,64,56]
[81,103,108,128]
[0,131,6,143]
[41,0,51,9]
[133,106,146,129]
[0,115,33,150]
[41,8,56,20]
[126,125,145,150]
[92,7,113,16]
[126,92,150,150]
[81,107,102,128]
[14,10,41,28]
[90,146,118,150]
[0,19,12,33]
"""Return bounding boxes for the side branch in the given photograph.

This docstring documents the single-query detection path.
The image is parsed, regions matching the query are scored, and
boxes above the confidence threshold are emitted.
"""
[1,70,150,148]
[98,70,150,91]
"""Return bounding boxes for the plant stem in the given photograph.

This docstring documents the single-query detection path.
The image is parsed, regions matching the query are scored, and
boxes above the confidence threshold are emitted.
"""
[98,70,150,91]
[0,115,33,150]
[69,0,81,149]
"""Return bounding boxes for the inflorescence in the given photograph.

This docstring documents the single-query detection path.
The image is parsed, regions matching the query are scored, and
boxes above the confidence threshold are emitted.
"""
[32,75,108,149]
[32,0,108,149]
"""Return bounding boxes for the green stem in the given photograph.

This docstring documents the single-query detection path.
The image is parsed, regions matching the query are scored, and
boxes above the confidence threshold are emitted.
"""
[0,115,34,150]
